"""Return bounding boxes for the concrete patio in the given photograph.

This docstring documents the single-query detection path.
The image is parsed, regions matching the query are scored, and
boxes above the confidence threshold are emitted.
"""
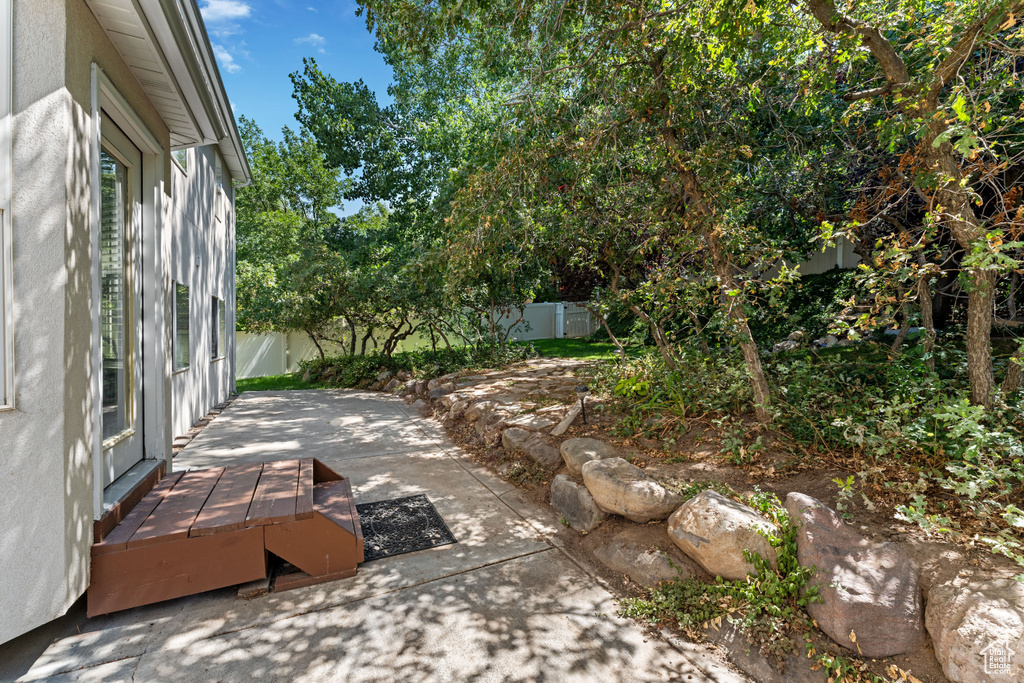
[0,390,748,682]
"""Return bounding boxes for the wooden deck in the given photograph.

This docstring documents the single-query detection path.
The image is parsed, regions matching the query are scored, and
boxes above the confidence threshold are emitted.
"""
[89,458,363,616]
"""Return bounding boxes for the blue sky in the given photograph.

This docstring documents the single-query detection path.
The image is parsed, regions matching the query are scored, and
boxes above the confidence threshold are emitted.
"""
[199,0,394,141]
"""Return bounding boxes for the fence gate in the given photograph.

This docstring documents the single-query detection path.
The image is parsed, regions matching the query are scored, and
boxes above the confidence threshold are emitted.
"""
[563,302,595,338]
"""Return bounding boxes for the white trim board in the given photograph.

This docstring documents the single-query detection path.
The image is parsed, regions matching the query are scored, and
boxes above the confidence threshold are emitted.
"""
[0,0,13,410]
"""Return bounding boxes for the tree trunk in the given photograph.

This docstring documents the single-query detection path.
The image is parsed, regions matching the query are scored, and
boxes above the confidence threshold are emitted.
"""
[705,225,771,423]
[964,270,997,406]
[1008,271,1018,321]
[1002,345,1024,394]
[689,311,712,356]
[890,300,911,356]
[346,316,357,356]
[917,256,937,372]
[308,330,326,361]
[585,304,626,363]
[489,297,496,342]
[647,50,770,421]
[608,263,679,370]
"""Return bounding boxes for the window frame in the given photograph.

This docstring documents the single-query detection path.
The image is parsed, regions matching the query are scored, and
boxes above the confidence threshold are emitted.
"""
[210,296,226,361]
[172,281,190,371]
[171,148,188,173]
[1,0,13,410]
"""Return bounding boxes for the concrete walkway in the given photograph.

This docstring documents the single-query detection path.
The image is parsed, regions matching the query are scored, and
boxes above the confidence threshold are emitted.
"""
[0,390,748,682]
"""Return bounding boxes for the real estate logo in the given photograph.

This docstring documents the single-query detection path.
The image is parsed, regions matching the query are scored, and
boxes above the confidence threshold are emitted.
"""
[981,637,1015,676]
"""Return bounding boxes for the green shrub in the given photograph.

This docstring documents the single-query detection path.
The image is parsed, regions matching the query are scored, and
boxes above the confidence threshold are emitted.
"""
[597,341,1024,575]
[749,267,863,344]
[299,343,537,387]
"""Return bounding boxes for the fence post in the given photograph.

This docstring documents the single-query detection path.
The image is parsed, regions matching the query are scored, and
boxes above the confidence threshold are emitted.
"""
[554,303,565,338]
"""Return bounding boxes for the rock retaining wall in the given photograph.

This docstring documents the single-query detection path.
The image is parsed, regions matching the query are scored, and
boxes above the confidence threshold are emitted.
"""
[394,360,1023,682]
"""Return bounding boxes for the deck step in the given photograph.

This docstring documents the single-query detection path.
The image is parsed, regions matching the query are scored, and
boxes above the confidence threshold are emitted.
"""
[314,479,364,563]
[263,476,363,578]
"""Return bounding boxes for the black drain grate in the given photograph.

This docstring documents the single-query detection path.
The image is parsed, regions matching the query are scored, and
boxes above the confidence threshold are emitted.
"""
[356,494,458,562]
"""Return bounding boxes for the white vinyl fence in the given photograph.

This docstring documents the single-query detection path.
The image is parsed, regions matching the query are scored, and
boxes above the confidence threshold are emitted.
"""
[237,301,598,379]
[485,301,598,341]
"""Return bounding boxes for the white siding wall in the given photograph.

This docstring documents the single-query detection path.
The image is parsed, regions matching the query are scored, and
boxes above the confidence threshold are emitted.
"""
[168,145,236,438]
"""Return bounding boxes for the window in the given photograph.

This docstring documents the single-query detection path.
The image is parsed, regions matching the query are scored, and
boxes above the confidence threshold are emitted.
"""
[214,151,224,190]
[1,0,12,408]
[172,148,187,172]
[211,296,226,360]
[100,150,129,438]
[173,282,190,369]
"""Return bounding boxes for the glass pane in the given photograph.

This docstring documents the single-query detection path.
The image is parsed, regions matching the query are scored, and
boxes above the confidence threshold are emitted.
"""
[175,283,190,368]
[219,299,226,359]
[211,296,218,359]
[100,150,127,440]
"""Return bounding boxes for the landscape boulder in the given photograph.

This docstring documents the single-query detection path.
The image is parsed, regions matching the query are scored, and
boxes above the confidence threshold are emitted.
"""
[560,438,618,477]
[464,401,496,423]
[785,492,924,658]
[506,413,558,431]
[581,458,683,523]
[926,577,1024,683]
[550,475,606,532]
[594,530,706,587]
[668,490,777,580]
[384,378,402,393]
[448,399,472,420]
[503,428,562,468]
[427,386,452,400]
[438,393,462,409]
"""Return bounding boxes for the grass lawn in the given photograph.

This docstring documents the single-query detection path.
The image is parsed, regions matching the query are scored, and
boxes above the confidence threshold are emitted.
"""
[236,373,330,392]
[519,338,646,361]
[236,338,644,392]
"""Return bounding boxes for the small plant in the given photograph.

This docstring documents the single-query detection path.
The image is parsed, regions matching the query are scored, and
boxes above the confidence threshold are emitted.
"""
[833,475,856,520]
[505,459,547,487]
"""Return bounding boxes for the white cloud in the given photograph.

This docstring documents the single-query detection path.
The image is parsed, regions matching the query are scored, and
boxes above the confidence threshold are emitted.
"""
[295,33,327,53]
[200,0,252,22]
[295,33,326,46]
[307,6,317,11]
[212,44,241,73]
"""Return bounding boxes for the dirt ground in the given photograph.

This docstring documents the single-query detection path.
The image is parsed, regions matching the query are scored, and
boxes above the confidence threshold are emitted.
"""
[424,365,1021,683]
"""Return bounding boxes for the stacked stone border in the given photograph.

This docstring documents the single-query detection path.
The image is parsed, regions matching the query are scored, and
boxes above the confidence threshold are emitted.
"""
[378,360,1022,683]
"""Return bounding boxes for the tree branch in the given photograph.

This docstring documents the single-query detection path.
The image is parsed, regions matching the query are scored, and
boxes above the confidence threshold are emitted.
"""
[803,0,911,87]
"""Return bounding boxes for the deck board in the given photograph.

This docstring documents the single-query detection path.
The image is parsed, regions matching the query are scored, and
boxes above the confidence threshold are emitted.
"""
[92,471,185,555]
[314,479,356,537]
[190,463,264,537]
[127,468,224,548]
[245,460,299,527]
[295,459,314,520]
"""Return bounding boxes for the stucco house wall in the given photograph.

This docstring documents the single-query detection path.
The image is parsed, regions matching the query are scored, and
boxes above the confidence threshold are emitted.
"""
[0,0,248,645]
[169,144,236,438]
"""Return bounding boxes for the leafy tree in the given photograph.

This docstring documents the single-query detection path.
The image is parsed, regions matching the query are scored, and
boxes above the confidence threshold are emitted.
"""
[796,0,1024,406]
